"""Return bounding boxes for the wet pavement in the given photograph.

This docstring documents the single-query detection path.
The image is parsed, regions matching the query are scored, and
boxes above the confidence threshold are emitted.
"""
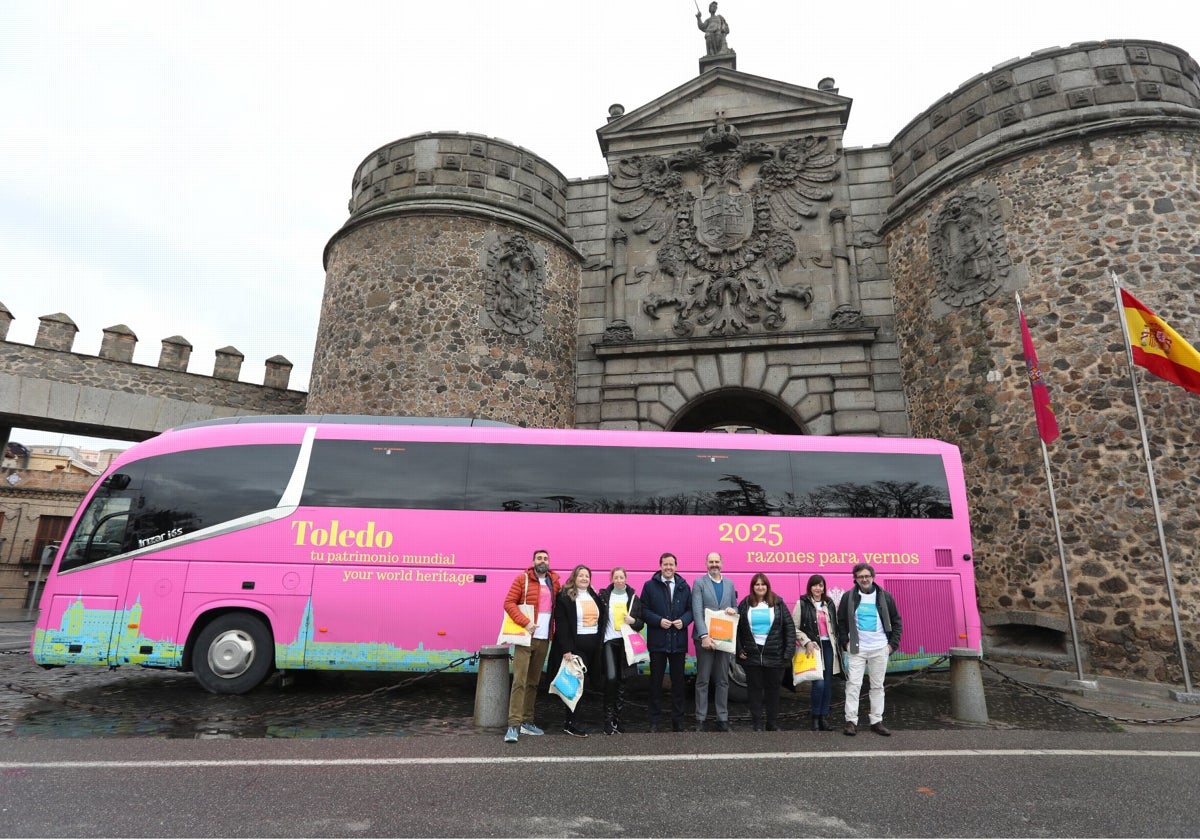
[4,615,1199,740]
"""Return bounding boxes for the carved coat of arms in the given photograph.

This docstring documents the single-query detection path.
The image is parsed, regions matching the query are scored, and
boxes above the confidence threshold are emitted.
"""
[611,119,840,336]
[929,187,1011,308]
[483,233,544,336]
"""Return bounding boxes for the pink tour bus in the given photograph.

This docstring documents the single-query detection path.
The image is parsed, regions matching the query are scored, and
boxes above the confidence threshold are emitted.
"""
[31,416,979,694]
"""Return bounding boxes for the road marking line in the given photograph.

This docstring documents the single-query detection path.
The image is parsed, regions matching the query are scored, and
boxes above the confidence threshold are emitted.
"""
[4,749,1200,770]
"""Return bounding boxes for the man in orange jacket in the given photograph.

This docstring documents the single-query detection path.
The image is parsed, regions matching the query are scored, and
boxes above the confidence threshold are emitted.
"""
[503,549,561,743]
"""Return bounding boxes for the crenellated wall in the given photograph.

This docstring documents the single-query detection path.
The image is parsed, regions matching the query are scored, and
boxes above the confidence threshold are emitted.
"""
[0,308,306,441]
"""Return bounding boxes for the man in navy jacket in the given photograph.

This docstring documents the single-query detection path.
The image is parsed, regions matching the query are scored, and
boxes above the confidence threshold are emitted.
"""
[640,552,693,731]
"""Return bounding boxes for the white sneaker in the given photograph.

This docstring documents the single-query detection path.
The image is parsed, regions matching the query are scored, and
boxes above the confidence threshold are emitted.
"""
[504,726,519,743]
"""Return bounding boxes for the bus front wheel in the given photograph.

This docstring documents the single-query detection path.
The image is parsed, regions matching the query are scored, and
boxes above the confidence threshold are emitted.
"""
[193,613,274,695]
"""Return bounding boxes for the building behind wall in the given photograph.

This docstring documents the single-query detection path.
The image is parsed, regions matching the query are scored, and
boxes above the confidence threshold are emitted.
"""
[1,443,97,609]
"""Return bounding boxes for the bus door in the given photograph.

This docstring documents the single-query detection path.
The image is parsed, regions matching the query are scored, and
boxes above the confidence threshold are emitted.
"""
[113,560,189,668]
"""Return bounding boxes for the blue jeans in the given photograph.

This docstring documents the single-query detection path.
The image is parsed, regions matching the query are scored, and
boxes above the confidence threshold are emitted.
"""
[809,638,835,716]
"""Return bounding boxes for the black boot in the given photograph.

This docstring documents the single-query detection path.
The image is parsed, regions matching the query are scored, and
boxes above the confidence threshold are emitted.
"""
[811,714,820,731]
[817,715,832,731]
[613,680,627,733]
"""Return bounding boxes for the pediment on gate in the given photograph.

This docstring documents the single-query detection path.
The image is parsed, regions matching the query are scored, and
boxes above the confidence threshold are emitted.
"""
[598,68,852,158]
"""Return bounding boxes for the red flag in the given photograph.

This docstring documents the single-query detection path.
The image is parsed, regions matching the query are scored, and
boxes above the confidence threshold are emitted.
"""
[1019,309,1061,444]
[1120,288,1200,395]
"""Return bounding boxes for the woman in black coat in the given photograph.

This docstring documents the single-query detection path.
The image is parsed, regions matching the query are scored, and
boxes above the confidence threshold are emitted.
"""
[553,564,603,737]
[736,572,796,731]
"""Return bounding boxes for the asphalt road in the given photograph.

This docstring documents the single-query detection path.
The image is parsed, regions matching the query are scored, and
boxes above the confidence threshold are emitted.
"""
[2,731,1199,837]
[5,614,1200,837]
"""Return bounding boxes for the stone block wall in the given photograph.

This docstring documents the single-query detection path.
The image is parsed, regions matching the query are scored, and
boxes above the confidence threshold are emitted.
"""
[846,146,910,436]
[569,176,612,429]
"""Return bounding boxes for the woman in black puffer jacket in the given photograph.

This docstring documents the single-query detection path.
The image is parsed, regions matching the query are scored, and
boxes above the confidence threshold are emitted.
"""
[736,572,796,731]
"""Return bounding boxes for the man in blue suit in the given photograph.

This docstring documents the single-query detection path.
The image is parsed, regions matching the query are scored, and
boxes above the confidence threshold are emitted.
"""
[640,552,693,732]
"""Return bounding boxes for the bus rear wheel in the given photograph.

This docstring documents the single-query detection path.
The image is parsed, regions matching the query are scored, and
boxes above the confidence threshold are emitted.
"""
[193,613,274,694]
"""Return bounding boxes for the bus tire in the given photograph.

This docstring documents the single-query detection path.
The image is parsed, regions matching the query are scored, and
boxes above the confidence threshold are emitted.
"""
[727,659,748,704]
[193,613,274,695]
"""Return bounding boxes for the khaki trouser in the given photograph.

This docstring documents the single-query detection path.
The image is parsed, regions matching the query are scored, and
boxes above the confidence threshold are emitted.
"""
[507,636,550,727]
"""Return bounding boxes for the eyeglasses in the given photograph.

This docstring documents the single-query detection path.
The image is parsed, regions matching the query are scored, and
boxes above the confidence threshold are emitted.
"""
[855,574,874,580]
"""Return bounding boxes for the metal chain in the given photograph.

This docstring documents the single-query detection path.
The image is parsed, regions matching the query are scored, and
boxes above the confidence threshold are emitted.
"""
[1,654,479,725]
[978,659,1200,725]
[607,655,951,723]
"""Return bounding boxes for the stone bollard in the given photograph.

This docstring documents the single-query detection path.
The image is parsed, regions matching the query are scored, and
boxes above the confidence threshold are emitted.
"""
[948,647,989,724]
[474,645,512,729]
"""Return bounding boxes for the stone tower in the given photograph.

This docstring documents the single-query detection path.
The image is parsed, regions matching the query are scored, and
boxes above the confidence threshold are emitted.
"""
[309,133,580,428]
[883,40,1200,682]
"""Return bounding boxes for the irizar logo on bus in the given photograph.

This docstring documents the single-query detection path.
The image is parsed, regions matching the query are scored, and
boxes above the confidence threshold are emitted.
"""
[138,527,185,548]
[291,520,394,548]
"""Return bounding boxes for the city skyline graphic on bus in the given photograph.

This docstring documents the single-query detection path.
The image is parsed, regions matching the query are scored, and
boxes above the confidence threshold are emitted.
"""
[35,595,947,674]
[33,596,478,672]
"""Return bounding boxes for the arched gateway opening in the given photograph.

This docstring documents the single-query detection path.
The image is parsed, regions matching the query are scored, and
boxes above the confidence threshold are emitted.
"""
[667,389,805,435]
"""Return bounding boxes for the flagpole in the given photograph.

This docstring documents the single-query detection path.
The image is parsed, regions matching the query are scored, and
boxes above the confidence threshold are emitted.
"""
[1111,272,1193,695]
[1017,292,1087,684]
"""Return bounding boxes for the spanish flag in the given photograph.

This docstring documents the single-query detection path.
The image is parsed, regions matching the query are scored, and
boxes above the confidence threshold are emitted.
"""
[1120,288,1200,395]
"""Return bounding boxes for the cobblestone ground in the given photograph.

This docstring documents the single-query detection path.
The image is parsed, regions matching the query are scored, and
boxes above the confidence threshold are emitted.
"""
[1,644,1121,739]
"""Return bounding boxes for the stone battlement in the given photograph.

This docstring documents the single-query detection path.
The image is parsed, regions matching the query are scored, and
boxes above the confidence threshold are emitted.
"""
[327,132,575,267]
[886,39,1200,226]
[0,305,293,389]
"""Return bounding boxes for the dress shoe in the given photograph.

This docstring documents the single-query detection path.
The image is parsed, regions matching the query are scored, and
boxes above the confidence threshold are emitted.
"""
[811,716,820,731]
[715,720,732,732]
[672,721,685,732]
[870,723,892,736]
[765,723,778,731]
[694,720,706,732]
[843,722,857,736]
[817,716,832,731]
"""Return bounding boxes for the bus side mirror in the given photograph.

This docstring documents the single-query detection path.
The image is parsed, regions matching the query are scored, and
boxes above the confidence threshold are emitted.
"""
[102,473,131,490]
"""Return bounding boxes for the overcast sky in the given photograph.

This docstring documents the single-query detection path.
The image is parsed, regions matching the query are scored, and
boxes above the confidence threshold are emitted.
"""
[3,0,1194,449]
